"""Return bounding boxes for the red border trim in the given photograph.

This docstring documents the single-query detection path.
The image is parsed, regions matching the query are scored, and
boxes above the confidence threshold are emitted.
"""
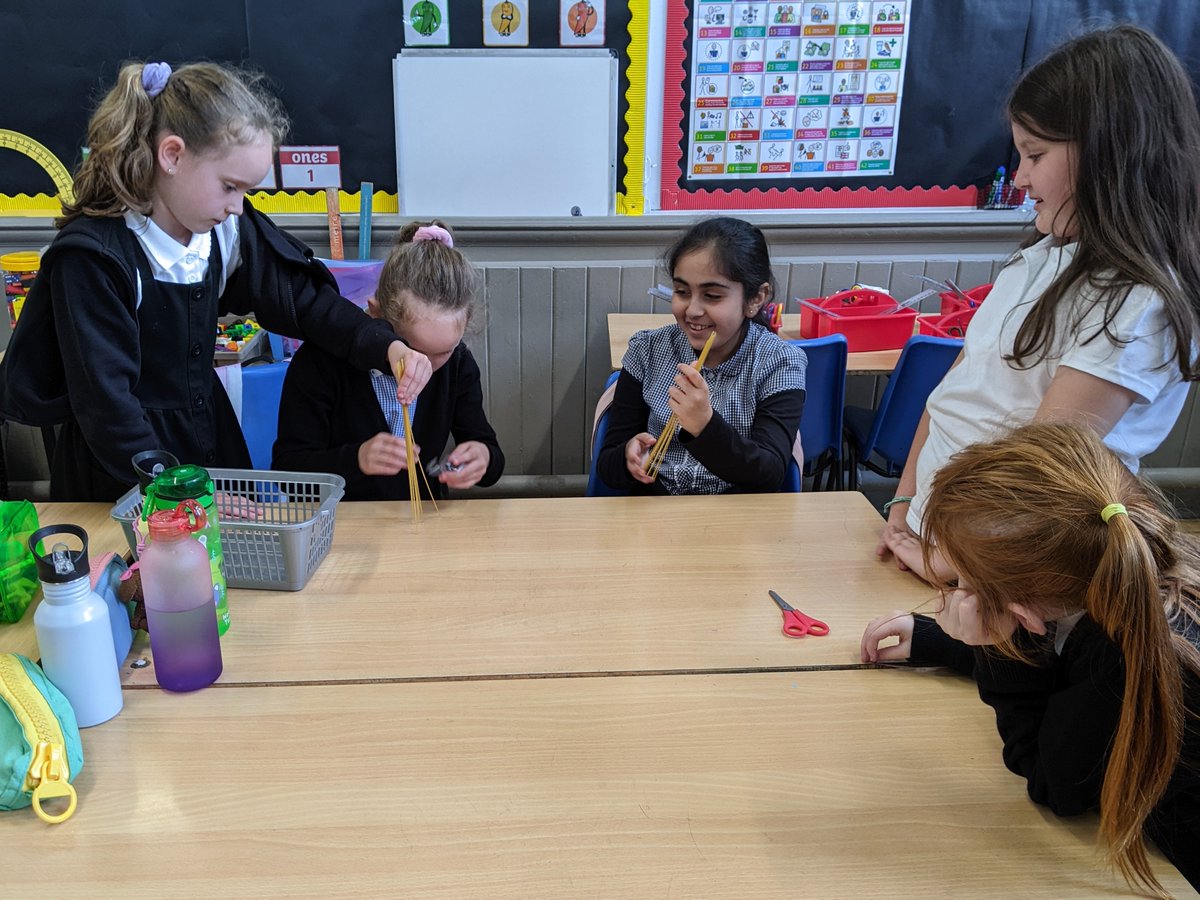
[660,0,976,210]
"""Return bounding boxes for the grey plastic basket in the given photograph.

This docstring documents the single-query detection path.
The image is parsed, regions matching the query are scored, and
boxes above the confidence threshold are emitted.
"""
[111,468,346,591]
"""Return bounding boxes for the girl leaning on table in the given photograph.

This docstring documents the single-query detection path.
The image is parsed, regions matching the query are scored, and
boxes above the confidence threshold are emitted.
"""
[272,221,505,501]
[0,61,432,503]
[861,423,1200,896]
[595,217,807,494]
[877,25,1200,581]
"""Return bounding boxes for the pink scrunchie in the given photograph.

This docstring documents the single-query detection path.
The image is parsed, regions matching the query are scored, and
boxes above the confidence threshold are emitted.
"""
[412,225,454,248]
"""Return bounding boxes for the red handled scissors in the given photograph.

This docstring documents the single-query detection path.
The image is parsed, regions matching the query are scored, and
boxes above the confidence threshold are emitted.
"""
[768,590,829,638]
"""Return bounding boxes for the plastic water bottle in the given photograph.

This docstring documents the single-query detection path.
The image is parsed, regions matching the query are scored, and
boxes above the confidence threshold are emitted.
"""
[140,501,223,692]
[144,464,230,635]
[29,524,123,727]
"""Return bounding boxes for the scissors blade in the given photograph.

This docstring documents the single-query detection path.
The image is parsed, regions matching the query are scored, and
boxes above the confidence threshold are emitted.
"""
[768,590,795,612]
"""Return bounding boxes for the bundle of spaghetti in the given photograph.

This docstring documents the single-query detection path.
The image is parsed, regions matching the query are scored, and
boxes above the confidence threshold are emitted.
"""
[393,360,440,521]
[645,332,716,480]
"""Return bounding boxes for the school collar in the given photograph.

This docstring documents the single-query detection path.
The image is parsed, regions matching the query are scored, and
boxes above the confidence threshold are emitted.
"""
[122,210,212,275]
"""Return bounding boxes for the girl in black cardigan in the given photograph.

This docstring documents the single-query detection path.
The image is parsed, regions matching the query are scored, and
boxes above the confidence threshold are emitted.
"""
[861,422,1200,895]
[273,221,504,501]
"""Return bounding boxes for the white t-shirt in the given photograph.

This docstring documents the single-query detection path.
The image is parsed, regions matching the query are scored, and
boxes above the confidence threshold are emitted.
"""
[908,235,1189,533]
[122,211,242,304]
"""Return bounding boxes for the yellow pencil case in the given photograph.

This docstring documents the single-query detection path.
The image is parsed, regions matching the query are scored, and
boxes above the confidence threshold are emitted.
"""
[0,653,83,823]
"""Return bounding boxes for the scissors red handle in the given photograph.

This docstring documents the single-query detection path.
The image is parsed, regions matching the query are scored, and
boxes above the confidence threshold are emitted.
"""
[768,590,830,638]
[782,609,829,638]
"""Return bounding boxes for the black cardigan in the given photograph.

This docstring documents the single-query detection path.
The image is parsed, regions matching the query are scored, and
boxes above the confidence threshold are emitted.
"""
[910,614,1200,889]
[272,340,504,501]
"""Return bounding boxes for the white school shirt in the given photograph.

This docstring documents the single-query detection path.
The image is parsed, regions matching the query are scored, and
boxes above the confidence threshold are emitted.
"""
[908,235,1189,534]
[122,211,242,302]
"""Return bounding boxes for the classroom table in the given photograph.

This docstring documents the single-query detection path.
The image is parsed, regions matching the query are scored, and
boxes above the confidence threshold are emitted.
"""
[2,494,1193,896]
[607,312,903,375]
[2,493,933,686]
[1,671,1191,897]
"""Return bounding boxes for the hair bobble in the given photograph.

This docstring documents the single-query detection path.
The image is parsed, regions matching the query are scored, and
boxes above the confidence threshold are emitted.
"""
[411,225,454,248]
[142,62,172,98]
[1100,502,1128,524]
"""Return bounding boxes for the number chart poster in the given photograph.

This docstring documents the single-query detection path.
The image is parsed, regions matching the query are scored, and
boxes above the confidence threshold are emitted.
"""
[686,1,910,182]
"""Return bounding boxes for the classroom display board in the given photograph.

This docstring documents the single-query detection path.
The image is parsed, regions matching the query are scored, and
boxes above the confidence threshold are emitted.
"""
[393,50,617,217]
[686,1,912,182]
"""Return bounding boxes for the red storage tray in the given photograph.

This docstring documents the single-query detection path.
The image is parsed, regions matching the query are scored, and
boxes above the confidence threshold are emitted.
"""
[798,287,917,352]
[919,308,976,339]
[937,283,992,315]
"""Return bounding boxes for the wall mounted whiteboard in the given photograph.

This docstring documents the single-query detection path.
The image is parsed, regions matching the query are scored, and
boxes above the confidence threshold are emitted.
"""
[394,49,616,217]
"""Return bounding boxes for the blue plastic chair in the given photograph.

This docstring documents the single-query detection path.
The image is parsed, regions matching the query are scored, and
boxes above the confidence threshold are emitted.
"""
[787,335,847,491]
[239,361,291,470]
[587,370,801,496]
[843,335,963,490]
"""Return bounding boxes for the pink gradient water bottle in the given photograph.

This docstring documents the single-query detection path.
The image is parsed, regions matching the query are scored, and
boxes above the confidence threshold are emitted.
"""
[139,501,223,692]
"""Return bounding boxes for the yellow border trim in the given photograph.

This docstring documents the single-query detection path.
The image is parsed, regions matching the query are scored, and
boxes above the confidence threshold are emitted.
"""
[616,0,649,216]
[0,190,400,216]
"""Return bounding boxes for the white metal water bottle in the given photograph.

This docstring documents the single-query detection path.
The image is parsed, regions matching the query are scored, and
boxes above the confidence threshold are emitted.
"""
[29,524,123,727]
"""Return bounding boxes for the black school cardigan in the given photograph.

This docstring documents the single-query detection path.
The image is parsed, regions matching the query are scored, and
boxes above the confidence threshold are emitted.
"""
[272,340,504,501]
[910,614,1200,889]
[0,201,397,495]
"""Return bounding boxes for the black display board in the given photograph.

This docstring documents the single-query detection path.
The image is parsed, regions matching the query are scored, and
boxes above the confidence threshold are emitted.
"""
[663,0,1200,200]
[0,0,631,197]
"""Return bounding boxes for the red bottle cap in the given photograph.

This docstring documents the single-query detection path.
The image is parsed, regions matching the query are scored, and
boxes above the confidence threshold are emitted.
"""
[147,499,207,541]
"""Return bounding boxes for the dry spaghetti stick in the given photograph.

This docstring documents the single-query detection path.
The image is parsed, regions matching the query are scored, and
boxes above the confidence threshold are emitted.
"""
[647,332,716,479]
[394,360,422,521]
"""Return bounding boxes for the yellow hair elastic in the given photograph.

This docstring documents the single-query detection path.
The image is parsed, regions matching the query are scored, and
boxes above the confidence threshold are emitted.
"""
[1100,503,1127,524]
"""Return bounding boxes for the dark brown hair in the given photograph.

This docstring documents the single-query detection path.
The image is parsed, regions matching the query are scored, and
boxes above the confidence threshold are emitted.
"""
[923,422,1200,897]
[1005,25,1200,382]
[59,61,288,226]
[665,217,775,327]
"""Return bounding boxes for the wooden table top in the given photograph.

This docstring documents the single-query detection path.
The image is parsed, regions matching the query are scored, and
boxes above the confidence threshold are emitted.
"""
[1,670,1190,897]
[1,493,931,686]
[607,313,902,375]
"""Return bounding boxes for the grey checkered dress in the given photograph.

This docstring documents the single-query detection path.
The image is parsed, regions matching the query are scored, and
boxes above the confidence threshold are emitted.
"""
[623,322,807,494]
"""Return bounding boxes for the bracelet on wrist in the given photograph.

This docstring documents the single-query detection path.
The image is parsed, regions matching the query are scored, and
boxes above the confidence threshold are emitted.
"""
[883,496,914,514]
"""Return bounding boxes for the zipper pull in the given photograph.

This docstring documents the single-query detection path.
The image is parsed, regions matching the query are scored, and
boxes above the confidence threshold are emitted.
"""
[28,741,78,824]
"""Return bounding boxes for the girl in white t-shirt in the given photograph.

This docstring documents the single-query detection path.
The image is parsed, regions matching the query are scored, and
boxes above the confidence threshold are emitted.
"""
[878,24,1200,581]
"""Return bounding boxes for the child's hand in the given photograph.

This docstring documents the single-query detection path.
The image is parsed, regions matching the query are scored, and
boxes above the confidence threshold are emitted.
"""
[215,491,260,521]
[625,433,657,483]
[876,503,914,567]
[668,362,713,436]
[358,432,418,476]
[860,610,915,662]
[935,589,1012,646]
[881,526,957,585]
[387,341,432,405]
[437,441,490,489]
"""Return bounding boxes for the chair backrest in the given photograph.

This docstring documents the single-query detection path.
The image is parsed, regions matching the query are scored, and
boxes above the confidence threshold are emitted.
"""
[586,371,624,497]
[240,361,291,470]
[862,335,963,466]
[787,335,847,472]
[586,370,803,496]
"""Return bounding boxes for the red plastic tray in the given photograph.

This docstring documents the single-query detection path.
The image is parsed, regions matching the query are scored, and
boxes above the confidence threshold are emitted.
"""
[798,288,918,352]
[937,283,992,316]
[919,308,976,339]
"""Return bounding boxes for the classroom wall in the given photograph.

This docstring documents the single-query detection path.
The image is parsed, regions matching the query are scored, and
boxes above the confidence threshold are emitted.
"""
[2,213,1197,490]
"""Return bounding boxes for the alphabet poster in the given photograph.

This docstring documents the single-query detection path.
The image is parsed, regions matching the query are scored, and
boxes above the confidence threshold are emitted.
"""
[688,1,910,180]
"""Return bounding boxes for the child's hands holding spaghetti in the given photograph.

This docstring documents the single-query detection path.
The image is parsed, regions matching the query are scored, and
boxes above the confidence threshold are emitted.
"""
[860,610,914,662]
[625,433,657,484]
[668,362,713,436]
[387,341,432,405]
[358,432,419,476]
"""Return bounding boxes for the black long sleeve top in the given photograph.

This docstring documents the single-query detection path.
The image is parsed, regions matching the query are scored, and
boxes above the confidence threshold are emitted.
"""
[910,614,1200,889]
[272,340,504,501]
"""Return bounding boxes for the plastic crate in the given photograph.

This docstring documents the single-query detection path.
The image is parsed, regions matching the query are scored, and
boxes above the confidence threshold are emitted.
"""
[937,283,992,315]
[919,308,977,339]
[111,469,345,592]
[798,287,918,352]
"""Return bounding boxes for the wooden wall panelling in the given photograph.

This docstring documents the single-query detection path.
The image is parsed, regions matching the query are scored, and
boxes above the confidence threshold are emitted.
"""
[551,267,588,474]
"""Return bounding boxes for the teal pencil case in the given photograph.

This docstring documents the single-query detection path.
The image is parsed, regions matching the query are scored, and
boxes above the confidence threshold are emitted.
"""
[0,653,84,823]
